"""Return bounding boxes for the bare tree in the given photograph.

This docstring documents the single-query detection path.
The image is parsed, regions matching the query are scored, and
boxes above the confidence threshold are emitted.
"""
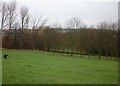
[31,15,47,50]
[7,2,17,36]
[52,22,61,29]
[66,17,84,56]
[51,22,62,55]
[20,6,29,30]
[13,22,20,49]
[97,22,105,59]
[97,22,111,59]
[0,2,8,30]
[20,6,29,49]
[66,17,85,29]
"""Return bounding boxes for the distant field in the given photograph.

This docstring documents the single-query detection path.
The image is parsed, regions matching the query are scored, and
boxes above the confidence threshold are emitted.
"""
[2,49,118,84]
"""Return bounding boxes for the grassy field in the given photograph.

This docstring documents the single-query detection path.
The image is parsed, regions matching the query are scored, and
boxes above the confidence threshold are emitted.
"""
[2,49,118,84]
[0,49,2,85]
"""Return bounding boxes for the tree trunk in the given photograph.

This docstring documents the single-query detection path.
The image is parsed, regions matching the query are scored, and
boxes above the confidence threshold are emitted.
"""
[19,29,22,50]
[105,54,107,60]
[79,51,81,57]
[14,28,17,49]
[71,48,73,57]
[67,45,69,57]
[62,48,64,56]
[52,51,54,55]
[116,52,118,61]
[98,51,101,60]
[32,28,34,50]
[105,48,108,60]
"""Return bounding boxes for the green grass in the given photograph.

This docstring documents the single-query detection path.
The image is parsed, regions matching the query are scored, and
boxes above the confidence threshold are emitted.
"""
[0,49,2,85]
[2,49,118,84]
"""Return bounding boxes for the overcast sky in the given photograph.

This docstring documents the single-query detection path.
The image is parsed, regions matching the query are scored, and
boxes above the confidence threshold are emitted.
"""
[1,0,119,27]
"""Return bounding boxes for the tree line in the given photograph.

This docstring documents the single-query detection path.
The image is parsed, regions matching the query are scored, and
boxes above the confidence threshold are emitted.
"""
[0,1,118,59]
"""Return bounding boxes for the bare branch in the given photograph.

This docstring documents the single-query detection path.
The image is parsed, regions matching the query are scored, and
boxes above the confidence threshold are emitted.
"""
[20,6,29,29]
[7,1,17,31]
[66,17,85,29]
[0,2,9,30]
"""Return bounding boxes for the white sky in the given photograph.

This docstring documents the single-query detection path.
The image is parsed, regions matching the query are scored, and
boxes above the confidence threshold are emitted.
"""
[0,0,119,27]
